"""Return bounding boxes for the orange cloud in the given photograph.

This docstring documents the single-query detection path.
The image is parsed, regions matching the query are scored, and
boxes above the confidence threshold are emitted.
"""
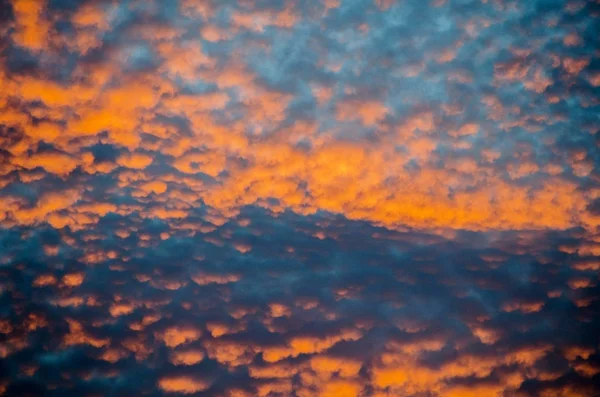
[117,153,154,170]
[336,99,388,126]
[310,355,362,378]
[170,349,205,366]
[191,272,240,285]
[157,326,202,348]
[62,273,85,287]
[204,340,254,366]
[11,0,51,51]
[262,329,362,363]
[12,152,79,176]
[1,3,599,396]
[158,375,211,394]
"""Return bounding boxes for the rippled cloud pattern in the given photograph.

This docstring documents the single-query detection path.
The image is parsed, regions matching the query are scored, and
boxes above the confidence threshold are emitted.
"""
[1,0,600,396]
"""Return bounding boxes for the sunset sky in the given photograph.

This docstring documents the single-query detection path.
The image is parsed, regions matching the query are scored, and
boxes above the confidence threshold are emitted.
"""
[1,0,600,396]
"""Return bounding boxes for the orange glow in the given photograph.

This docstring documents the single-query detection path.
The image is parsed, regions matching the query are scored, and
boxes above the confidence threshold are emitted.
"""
[158,376,211,394]
[1,1,599,396]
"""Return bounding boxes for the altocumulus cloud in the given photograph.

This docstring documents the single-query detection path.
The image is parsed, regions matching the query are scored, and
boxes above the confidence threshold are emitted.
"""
[0,0,600,396]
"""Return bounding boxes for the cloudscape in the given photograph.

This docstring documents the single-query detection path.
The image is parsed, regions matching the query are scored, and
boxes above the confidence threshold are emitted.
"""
[1,0,600,396]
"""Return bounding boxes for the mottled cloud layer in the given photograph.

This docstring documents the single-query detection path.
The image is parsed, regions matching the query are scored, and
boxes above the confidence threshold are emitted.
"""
[1,0,599,396]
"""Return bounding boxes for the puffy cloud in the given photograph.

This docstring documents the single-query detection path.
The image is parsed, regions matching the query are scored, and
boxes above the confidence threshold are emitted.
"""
[158,375,211,394]
[10,0,51,51]
[157,326,203,348]
[1,0,600,396]
[169,349,205,366]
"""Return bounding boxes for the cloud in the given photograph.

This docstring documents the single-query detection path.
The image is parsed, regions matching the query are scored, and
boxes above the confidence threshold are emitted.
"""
[1,0,599,396]
[158,375,211,394]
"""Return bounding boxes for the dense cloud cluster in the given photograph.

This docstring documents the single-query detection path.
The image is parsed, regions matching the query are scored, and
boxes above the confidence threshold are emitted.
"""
[0,0,599,396]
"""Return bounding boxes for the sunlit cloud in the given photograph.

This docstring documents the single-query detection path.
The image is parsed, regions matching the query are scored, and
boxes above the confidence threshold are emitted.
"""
[1,0,599,396]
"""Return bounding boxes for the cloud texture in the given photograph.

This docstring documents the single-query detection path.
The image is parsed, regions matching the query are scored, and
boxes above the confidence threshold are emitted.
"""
[0,0,599,396]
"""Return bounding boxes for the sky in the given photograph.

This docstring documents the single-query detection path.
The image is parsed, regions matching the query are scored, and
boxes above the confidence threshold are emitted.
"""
[0,0,599,396]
